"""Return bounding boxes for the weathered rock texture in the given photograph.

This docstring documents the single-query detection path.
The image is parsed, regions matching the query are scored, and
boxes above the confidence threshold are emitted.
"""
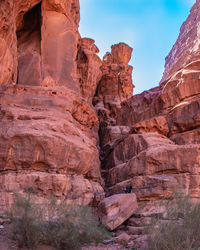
[0,0,17,85]
[99,193,138,231]
[0,0,104,210]
[94,43,134,154]
[96,43,133,102]
[77,38,102,102]
[0,0,200,248]
[162,0,200,82]
[93,0,200,247]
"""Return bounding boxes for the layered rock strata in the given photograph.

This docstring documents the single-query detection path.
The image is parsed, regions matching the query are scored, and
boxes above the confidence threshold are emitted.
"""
[110,58,200,248]
[0,0,104,210]
[162,0,200,82]
[94,43,134,151]
[98,193,138,231]
[76,38,102,103]
[93,0,200,247]
[0,0,200,249]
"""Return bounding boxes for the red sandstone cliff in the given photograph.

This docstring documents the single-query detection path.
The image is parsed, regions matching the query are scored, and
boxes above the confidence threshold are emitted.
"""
[0,0,104,210]
[162,0,200,82]
[0,0,200,248]
[94,1,200,247]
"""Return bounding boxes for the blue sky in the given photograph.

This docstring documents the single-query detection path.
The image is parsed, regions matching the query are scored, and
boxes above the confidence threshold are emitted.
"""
[79,0,195,94]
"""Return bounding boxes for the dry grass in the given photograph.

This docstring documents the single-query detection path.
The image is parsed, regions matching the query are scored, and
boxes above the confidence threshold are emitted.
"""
[147,191,200,250]
[8,192,107,249]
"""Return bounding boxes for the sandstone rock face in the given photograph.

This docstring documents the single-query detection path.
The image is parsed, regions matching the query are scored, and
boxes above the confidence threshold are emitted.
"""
[41,0,80,90]
[162,0,200,82]
[0,84,104,210]
[0,0,17,85]
[93,1,200,247]
[97,43,134,102]
[77,38,102,102]
[0,0,81,90]
[93,43,134,155]
[1,0,200,248]
[0,0,104,211]
[17,2,42,86]
[98,193,138,231]
[102,57,200,207]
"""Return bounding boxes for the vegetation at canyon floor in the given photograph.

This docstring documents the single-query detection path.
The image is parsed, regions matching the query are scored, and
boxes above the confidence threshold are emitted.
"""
[147,191,200,250]
[7,191,107,250]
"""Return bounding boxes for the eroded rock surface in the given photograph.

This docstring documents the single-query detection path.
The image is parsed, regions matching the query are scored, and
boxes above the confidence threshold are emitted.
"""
[77,38,102,102]
[162,0,200,82]
[93,0,200,247]
[98,193,138,231]
[96,52,200,247]
[0,0,104,211]
[0,1,17,85]
[0,0,200,249]
[96,43,133,102]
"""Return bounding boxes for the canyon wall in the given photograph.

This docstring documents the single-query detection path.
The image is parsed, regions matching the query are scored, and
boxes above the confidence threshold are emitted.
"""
[94,0,200,247]
[0,0,200,248]
[162,0,200,82]
[0,0,104,210]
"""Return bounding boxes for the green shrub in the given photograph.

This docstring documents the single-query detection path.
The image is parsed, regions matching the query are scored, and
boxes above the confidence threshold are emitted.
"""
[43,203,107,250]
[147,191,200,250]
[9,193,107,249]
[9,193,44,248]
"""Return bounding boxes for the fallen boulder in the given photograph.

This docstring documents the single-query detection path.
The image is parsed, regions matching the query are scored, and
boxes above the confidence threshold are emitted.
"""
[98,193,138,231]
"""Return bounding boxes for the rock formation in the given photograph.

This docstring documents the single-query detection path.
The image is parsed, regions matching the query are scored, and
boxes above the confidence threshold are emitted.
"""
[0,0,200,248]
[94,0,200,247]
[0,0,104,210]
[162,0,200,82]
[98,193,138,231]
[77,38,102,103]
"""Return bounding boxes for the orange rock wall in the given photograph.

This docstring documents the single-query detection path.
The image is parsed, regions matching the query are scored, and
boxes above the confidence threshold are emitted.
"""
[93,1,200,245]
[0,2,200,247]
[0,0,17,84]
[0,0,104,211]
[162,0,200,82]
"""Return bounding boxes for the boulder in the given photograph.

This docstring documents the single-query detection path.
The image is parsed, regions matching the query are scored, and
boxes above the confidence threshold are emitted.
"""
[114,232,131,246]
[98,194,138,231]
